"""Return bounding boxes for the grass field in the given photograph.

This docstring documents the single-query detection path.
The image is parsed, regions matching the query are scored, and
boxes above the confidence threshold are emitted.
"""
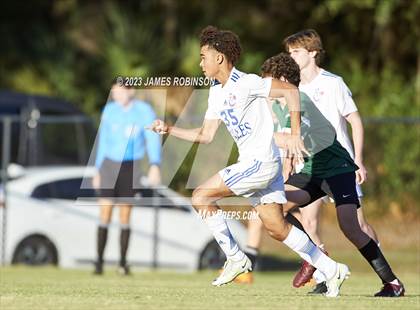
[1,267,419,310]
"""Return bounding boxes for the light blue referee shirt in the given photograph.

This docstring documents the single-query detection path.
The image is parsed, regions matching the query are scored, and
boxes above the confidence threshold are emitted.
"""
[95,100,161,168]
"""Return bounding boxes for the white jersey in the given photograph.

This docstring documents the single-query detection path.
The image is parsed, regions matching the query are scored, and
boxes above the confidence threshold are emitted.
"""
[205,67,279,162]
[299,69,357,158]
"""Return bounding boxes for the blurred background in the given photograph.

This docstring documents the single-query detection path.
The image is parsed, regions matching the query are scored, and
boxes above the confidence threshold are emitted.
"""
[0,0,419,270]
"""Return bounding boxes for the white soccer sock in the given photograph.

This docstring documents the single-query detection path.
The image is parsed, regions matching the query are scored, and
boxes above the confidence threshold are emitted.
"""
[204,212,244,261]
[313,269,326,283]
[245,246,259,256]
[283,226,337,280]
[313,244,327,283]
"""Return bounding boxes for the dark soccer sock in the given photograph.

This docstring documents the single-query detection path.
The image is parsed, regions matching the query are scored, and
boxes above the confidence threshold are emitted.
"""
[97,225,108,264]
[245,246,259,269]
[285,212,314,243]
[120,227,131,267]
[359,239,397,283]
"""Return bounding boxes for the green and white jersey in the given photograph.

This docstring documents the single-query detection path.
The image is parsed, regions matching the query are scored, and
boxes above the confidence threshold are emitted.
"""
[272,92,358,178]
[299,69,357,159]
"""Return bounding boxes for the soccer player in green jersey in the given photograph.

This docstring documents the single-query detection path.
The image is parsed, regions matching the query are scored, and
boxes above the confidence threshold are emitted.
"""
[284,29,380,293]
[261,53,404,297]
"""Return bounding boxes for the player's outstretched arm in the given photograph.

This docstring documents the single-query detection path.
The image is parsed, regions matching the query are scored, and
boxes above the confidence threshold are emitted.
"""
[147,118,221,144]
[269,79,309,158]
[269,80,301,117]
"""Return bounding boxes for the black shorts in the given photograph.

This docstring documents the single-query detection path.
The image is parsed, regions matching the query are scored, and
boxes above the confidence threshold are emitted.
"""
[97,158,142,200]
[285,171,360,208]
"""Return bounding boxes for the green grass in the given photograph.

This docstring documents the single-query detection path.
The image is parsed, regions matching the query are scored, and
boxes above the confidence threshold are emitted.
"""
[1,267,419,310]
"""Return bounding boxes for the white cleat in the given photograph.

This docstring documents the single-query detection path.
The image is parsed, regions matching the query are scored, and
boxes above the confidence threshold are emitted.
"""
[212,255,252,287]
[325,263,350,297]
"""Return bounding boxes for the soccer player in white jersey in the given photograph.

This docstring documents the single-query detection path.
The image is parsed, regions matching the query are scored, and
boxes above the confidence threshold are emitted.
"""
[149,26,348,297]
[283,29,403,297]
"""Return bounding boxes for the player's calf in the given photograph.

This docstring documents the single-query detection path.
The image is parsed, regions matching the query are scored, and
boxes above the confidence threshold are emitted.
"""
[337,204,404,296]
[336,204,371,246]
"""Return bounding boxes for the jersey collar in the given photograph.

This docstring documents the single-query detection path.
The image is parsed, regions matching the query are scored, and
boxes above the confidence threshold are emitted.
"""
[223,67,244,89]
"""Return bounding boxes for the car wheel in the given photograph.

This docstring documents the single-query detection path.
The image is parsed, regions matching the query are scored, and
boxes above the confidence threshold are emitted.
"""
[12,236,58,266]
[199,240,225,270]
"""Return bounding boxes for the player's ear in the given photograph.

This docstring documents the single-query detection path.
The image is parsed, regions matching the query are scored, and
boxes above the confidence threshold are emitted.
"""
[216,53,224,65]
[308,50,317,59]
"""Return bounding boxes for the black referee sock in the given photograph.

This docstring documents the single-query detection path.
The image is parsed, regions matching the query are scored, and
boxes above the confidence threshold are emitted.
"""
[120,228,131,267]
[285,212,313,243]
[359,239,397,283]
[97,226,108,264]
[244,246,259,269]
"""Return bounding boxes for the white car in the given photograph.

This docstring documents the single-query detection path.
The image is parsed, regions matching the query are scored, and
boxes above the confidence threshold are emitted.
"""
[0,166,247,271]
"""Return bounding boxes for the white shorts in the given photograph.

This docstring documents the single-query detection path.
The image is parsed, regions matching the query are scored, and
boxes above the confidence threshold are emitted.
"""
[219,159,287,206]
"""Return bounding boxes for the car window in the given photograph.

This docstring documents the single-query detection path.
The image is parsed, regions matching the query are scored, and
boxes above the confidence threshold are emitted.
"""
[31,179,190,212]
[31,182,54,199]
[31,177,95,200]
[39,122,95,165]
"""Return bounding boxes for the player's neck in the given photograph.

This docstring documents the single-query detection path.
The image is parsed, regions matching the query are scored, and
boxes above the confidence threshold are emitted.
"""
[300,65,321,85]
[118,99,134,110]
[215,64,234,86]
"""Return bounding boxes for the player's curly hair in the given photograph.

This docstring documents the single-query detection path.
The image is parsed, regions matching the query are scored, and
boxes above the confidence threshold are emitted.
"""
[199,25,241,65]
[260,53,301,87]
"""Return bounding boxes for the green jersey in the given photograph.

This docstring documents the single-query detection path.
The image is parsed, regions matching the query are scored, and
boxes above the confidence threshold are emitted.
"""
[272,92,358,178]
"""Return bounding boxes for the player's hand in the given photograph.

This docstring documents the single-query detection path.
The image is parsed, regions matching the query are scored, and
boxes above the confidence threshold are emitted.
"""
[92,173,100,189]
[355,159,367,184]
[147,119,168,135]
[285,134,309,163]
[282,151,293,182]
[291,155,302,170]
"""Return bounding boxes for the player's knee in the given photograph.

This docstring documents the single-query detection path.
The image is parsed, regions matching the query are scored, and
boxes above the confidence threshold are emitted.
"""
[357,213,370,229]
[191,188,212,209]
[119,215,130,225]
[266,228,279,241]
[100,219,111,226]
[265,223,288,241]
[358,220,369,234]
[302,218,318,234]
[100,213,112,224]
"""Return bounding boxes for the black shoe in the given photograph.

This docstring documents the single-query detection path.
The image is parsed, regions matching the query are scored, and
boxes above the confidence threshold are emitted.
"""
[308,281,327,294]
[117,265,131,276]
[93,262,103,275]
[374,280,405,297]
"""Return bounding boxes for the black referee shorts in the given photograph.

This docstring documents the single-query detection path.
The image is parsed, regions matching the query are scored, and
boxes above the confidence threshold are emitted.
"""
[285,171,360,208]
[97,158,142,200]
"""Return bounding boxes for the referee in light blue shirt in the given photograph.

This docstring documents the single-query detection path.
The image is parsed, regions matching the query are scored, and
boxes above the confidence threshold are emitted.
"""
[93,79,161,275]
